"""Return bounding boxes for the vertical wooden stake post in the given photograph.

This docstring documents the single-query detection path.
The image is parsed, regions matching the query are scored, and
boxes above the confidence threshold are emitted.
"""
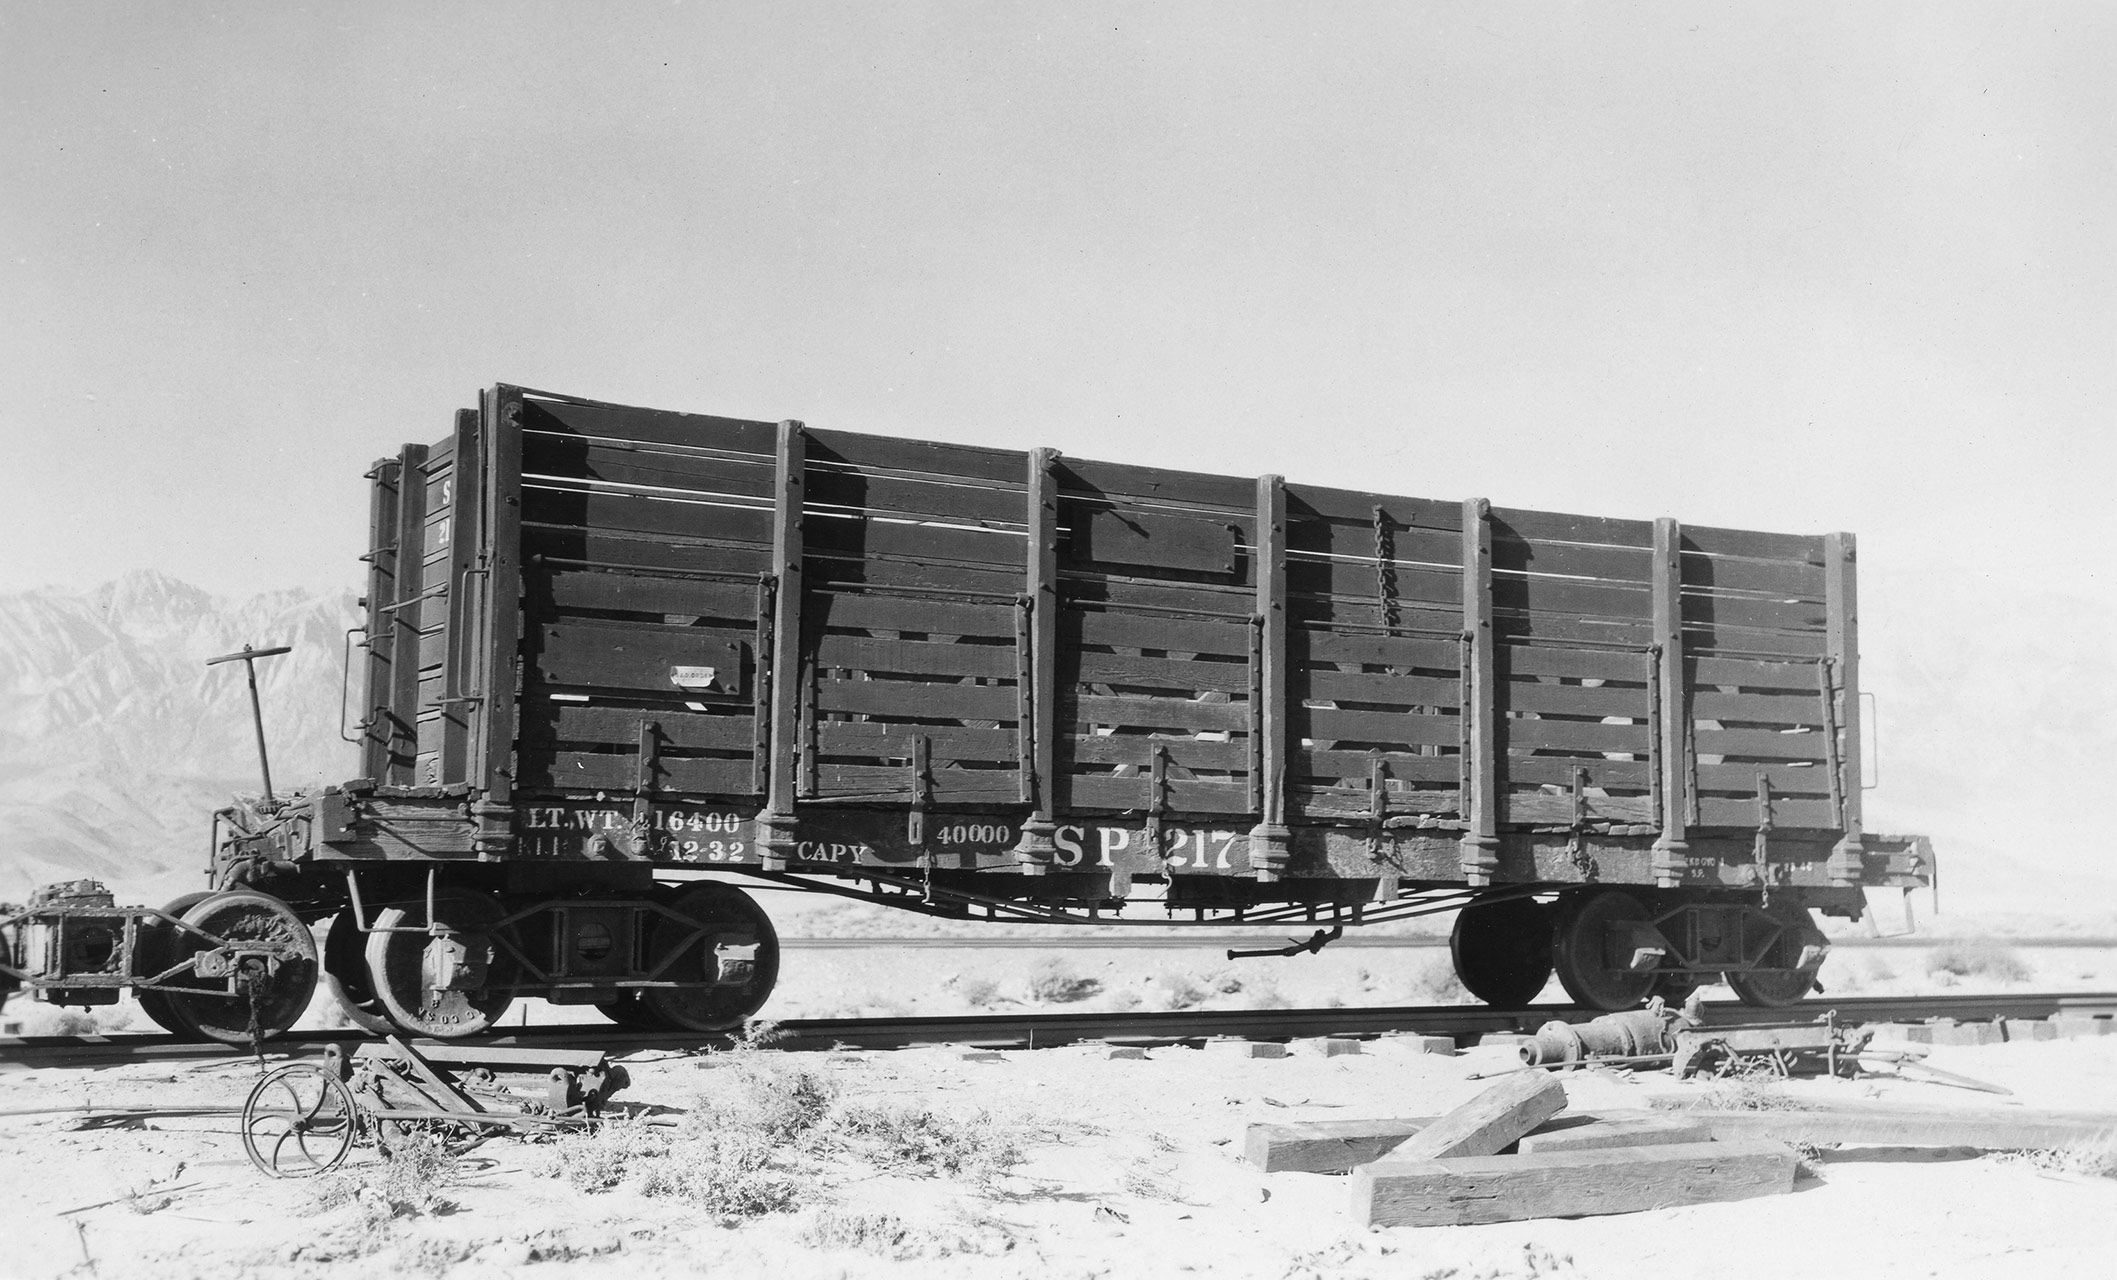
[757,420,807,871]
[1012,447,1061,873]
[1248,474,1291,881]
[1650,517,1689,887]
[1457,498,1499,885]
[1824,531,1865,885]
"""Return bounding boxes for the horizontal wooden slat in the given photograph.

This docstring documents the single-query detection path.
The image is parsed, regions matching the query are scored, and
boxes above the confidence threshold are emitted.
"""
[1497,718,1650,753]
[1488,507,1654,549]
[1692,728,1831,759]
[1492,574,1652,622]
[806,514,1025,568]
[1688,655,1822,690]
[1060,574,1256,619]
[1068,609,1254,657]
[815,634,1018,680]
[1063,736,1251,770]
[1681,525,1825,564]
[814,721,1019,763]
[1498,645,1652,683]
[806,428,1025,485]
[812,592,1018,638]
[1697,797,1840,828]
[1681,593,1828,633]
[1492,613,1652,648]
[1504,793,1655,824]
[1305,669,1459,706]
[522,396,778,456]
[1288,599,1463,637]
[1679,552,1825,600]
[1294,705,1462,746]
[1694,762,1836,795]
[532,620,750,691]
[1071,508,1241,574]
[809,550,1026,597]
[1301,630,1459,670]
[1691,690,1827,726]
[520,526,773,579]
[1072,651,1251,695]
[814,763,1022,800]
[534,570,758,621]
[1066,694,1250,733]
[521,434,775,499]
[521,486,773,544]
[1286,519,1463,567]
[1062,775,1254,814]
[520,704,754,751]
[1682,622,1827,659]
[1501,757,1651,788]
[804,465,1023,525]
[1500,680,1650,718]
[1285,557,1460,604]
[1057,458,1256,513]
[518,752,754,795]
[1294,749,1461,784]
[815,678,1019,721]
[1492,537,1653,585]
[1284,485,1463,532]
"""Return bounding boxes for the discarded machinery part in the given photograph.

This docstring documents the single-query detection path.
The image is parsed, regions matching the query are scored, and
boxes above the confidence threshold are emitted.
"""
[1724,902,1829,1008]
[1226,925,1344,961]
[1518,997,1693,1068]
[133,891,213,1038]
[334,1035,626,1158]
[1671,1014,1872,1079]
[1856,1048,2013,1096]
[363,891,516,1038]
[204,643,293,804]
[319,911,398,1036]
[1551,889,1660,1012]
[1450,895,1556,1007]
[242,1062,361,1178]
[641,882,782,1032]
[160,891,319,1044]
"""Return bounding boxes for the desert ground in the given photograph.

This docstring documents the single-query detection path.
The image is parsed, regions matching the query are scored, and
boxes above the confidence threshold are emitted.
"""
[6,912,2117,1280]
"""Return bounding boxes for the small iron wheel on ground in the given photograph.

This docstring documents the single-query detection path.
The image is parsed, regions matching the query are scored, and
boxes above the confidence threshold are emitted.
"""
[363,891,517,1038]
[641,882,781,1032]
[1550,889,1659,1012]
[242,1063,362,1177]
[155,891,319,1044]
[1449,895,1555,1006]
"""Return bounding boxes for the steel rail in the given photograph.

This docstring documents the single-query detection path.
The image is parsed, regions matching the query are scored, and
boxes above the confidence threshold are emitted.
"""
[6,991,2116,1071]
[772,935,2117,951]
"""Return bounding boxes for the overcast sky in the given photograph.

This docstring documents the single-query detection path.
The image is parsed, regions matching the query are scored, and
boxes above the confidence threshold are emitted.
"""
[4,3,2111,904]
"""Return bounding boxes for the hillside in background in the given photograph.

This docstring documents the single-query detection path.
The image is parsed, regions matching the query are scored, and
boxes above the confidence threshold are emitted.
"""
[0,571,2109,923]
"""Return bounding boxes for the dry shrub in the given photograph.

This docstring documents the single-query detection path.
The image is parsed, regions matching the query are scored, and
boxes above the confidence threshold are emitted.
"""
[1150,971,1208,1011]
[832,1102,1025,1181]
[1025,958,1102,1004]
[800,1209,1013,1260]
[1405,954,1472,1005]
[1927,942,2031,984]
[958,975,1002,1008]
[309,1128,462,1229]
[1996,1134,2117,1179]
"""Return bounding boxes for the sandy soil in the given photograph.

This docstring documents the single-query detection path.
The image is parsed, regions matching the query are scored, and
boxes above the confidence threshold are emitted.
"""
[7,993,2117,1280]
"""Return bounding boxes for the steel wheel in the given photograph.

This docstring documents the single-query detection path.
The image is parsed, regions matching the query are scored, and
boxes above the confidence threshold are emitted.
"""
[158,892,319,1044]
[641,883,780,1033]
[242,1063,360,1178]
[134,891,212,1038]
[1727,901,1826,1008]
[363,892,515,1037]
[1551,889,1658,1012]
[320,912,399,1035]
[1449,896,1555,1006]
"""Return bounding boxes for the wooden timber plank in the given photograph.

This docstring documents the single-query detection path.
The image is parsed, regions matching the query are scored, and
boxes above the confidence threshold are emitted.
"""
[1499,680,1649,719]
[359,456,402,781]
[1070,507,1242,574]
[1302,629,1460,672]
[1491,573,1653,622]
[1286,519,1463,569]
[520,485,775,545]
[520,395,778,457]
[815,634,1018,680]
[1056,457,1257,512]
[518,526,773,579]
[1064,735,1250,770]
[1487,506,1653,549]
[1679,550,1825,600]
[1294,705,1464,746]
[1284,557,1461,604]
[1295,749,1461,784]
[1067,693,1249,734]
[1694,762,1834,794]
[1491,536,1653,585]
[532,620,750,692]
[813,591,1017,638]
[814,763,1022,800]
[1644,1100,2117,1149]
[520,753,753,795]
[385,441,431,785]
[1692,727,1830,759]
[475,389,527,816]
[1498,645,1651,683]
[1022,447,1061,837]
[1680,591,1829,634]
[520,704,754,751]
[803,463,1024,525]
[1287,599,1463,637]
[1068,609,1254,657]
[1459,498,1499,885]
[1497,718,1649,754]
[805,513,1025,569]
[1074,651,1252,694]
[758,421,806,863]
[816,678,1019,722]
[1493,613,1653,648]
[1825,530,1863,858]
[1681,621,1828,659]
[1500,757,1650,788]
[1390,1071,1568,1162]
[807,549,1026,597]
[815,721,1019,764]
[519,435,775,500]
[1243,1117,1438,1173]
[1691,689,1828,726]
[1284,484,1462,532]
[1505,792,1655,824]
[1513,1112,1714,1155]
[1059,574,1256,619]
[1063,775,1252,814]
[1689,654,1824,690]
[1305,669,1460,706]
[804,427,1024,485]
[535,570,758,622]
[1351,1140,1796,1229]
[1696,797,1837,827]
[1681,524,1826,564]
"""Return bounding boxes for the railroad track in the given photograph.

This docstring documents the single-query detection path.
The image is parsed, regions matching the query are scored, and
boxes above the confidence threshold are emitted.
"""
[774,935,2117,951]
[7,991,2116,1071]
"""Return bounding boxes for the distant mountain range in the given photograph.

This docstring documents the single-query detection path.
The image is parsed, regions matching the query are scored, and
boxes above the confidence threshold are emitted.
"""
[2,571,2108,919]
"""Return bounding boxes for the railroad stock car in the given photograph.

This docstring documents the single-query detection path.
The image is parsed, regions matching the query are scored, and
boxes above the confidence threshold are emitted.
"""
[7,385,1935,1040]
